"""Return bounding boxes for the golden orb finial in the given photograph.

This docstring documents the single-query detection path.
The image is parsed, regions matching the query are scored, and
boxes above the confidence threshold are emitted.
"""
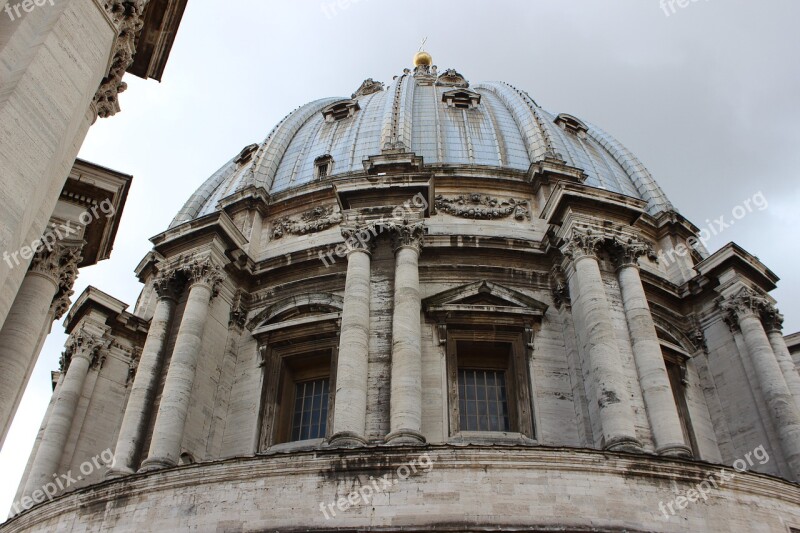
[414,37,432,67]
[414,50,433,67]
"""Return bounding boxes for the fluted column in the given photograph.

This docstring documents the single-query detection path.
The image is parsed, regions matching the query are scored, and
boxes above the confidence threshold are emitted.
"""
[329,225,374,447]
[386,222,425,445]
[561,228,642,452]
[23,328,106,499]
[108,270,183,477]
[0,244,80,449]
[762,308,800,414]
[722,288,800,479]
[139,259,223,472]
[613,238,692,457]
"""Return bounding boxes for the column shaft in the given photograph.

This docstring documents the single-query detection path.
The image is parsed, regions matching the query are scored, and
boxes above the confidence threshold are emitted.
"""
[23,353,91,498]
[767,329,800,414]
[570,255,641,452]
[739,313,800,478]
[0,272,58,448]
[618,264,691,457]
[109,295,177,476]
[140,282,213,471]
[330,249,371,445]
[387,245,424,444]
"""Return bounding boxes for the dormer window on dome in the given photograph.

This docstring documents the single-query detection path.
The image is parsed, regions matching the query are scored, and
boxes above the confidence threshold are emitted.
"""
[442,89,481,110]
[314,155,334,179]
[554,113,589,138]
[234,143,258,165]
[321,100,360,122]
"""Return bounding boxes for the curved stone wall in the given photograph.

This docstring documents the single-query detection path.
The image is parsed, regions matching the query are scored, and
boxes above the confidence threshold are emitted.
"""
[3,446,799,532]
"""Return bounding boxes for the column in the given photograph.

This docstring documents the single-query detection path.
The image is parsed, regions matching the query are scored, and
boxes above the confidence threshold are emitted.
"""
[763,308,800,414]
[139,259,223,472]
[0,244,80,449]
[614,238,691,457]
[329,225,374,447]
[22,328,105,499]
[108,269,183,477]
[561,228,642,452]
[386,222,425,444]
[722,288,800,479]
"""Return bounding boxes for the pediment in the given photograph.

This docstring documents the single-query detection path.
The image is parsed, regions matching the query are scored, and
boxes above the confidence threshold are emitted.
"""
[248,293,344,332]
[423,281,548,317]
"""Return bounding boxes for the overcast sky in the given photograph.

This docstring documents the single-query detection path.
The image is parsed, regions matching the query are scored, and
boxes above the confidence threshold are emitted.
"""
[2,0,799,514]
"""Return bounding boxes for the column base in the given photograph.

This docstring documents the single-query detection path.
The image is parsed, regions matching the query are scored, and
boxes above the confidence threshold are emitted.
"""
[138,457,176,473]
[326,431,368,448]
[105,466,135,480]
[385,428,426,445]
[657,443,693,459]
[604,436,643,454]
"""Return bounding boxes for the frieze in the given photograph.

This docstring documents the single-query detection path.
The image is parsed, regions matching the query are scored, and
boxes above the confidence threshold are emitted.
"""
[272,206,342,239]
[434,194,530,221]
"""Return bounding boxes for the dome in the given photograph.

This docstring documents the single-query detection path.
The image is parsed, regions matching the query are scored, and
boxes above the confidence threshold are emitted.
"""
[171,66,674,227]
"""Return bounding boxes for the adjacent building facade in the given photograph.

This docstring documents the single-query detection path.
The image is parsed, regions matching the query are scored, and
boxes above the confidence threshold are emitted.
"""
[3,54,800,532]
[0,0,186,449]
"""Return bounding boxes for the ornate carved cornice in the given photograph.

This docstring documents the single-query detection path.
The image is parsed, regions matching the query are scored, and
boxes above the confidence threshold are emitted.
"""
[271,206,342,240]
[550,265,571,310]
[93,1,150,119]
[126,347,142,387]
[229,289,248,330]
[387,221,425,254]
[434,194,529,221]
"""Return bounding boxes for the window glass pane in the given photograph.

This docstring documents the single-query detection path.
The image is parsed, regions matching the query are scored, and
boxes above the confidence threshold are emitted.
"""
[458,369,509,432]
[291,378,330,441]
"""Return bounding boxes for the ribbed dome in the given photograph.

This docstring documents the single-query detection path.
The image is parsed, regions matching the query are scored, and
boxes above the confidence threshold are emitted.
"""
[172,67,674,227]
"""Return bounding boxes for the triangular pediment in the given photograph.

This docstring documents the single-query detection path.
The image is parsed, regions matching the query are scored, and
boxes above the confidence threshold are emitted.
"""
[423,281,548,316]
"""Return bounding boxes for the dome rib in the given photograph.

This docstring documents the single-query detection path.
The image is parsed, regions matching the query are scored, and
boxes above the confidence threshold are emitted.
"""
[171,71,679,226]
[586,122,675,214]
[474,82,555,163]
[248,98,341,192]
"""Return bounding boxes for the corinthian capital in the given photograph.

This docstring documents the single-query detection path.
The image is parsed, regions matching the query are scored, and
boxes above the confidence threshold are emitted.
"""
[180,258,225,296]
[761,303,784,334]
[30,244,82,318]
[610,235,655,269]
[93,1,149,119]
[719,287,772,328]
[61,327,111,372]
[559,226,606,262]
[387,221,425,254]
[152,267,186,301]
[341,224,378,255]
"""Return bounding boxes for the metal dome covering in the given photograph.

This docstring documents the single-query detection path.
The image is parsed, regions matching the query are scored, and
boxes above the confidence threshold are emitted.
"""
[172,66,674,228]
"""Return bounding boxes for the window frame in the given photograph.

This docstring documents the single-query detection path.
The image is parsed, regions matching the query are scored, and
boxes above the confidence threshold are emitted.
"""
[445,329,535,440]
[257,319,340,451]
